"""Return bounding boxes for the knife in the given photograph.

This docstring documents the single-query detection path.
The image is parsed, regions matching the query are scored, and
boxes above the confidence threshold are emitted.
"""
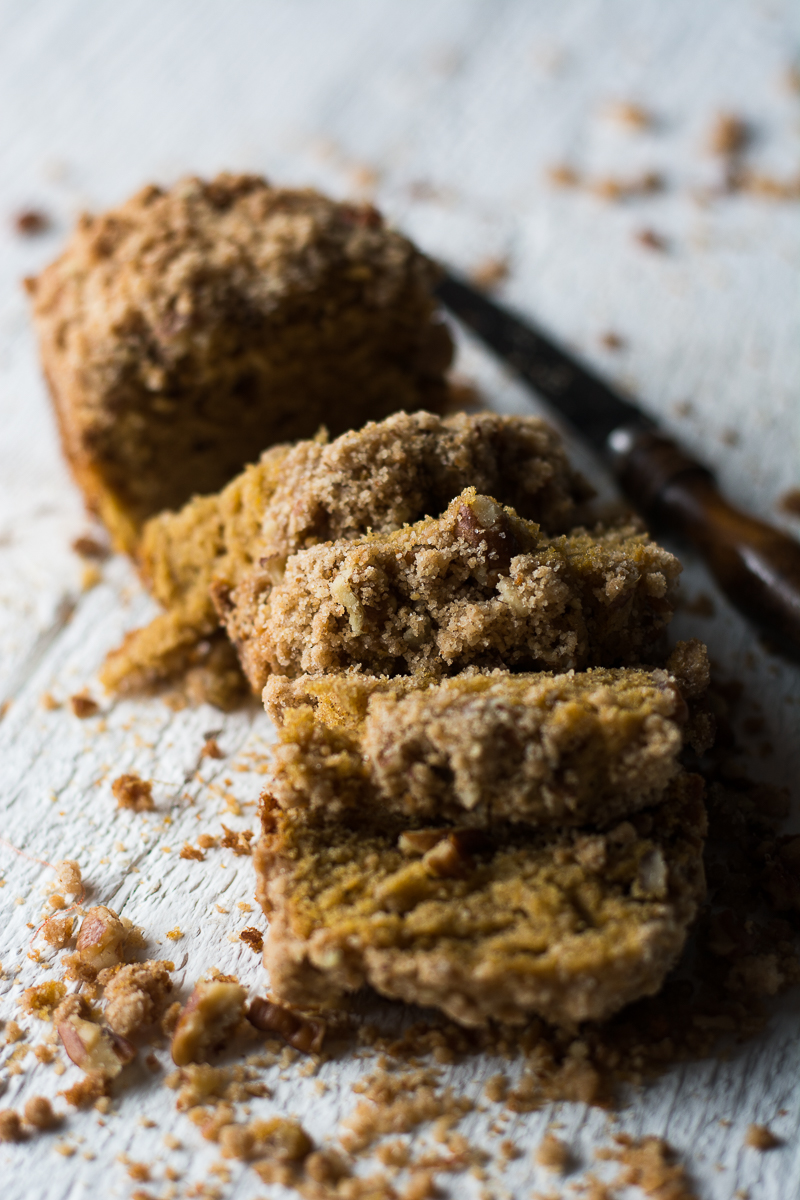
[437,271,800,658]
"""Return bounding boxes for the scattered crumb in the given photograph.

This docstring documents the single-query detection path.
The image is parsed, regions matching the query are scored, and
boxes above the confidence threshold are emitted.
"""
[470,257,510,290]
[745,1124,782,1151]
[604,100,652,130]
[536,1133,570,1173]
[5,1019,25,1044]
[708,112,751,157]
[674,400,694,418]
[71,534,109,560]
[197,834,218,850]
[546,163,581,188]
[21,980,66,1018]
[0,1109,23,1142]
[201,737,225,760]
[23,1096,59,1130]
[634,228,668,252]
[69,692,99,719]
[112,773,155,812]
[40,692,61,711]
[591,171,664,201]
[180,842,205,861]
[14,209,51,236]
[239,927,264,955]
[166,927,183,941]
[720,428,740,447]
[220,826,254,856]
[777,488,800,517]
[56,860,82,896]
[600,331,625,351]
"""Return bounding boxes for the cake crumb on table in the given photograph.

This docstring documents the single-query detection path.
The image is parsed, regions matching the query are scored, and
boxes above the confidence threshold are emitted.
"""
[69,692,99,718]
[112,773,155,812]
[745,1124,782,1151]
[536,1133,570,1173]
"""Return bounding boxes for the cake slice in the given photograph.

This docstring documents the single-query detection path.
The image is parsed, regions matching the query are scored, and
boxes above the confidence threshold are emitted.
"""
[255,773,707,1027]
[100,411,589,701]
[263,647,709,832]
[234,487,680,689]
[27,174,452,551]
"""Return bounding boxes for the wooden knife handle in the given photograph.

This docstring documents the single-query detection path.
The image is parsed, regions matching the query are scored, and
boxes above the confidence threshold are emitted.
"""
[611,428,800,654]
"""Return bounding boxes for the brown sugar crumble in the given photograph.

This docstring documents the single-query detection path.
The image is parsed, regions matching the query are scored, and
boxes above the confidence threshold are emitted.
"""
[111,772,155,812]
[745,1123,782,1151]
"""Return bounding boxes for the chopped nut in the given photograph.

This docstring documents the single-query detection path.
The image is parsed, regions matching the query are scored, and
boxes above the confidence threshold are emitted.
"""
[247,998,326,1055]
[745,1124,781,1151]
[76,906,129,970]
[171,971,247,1065]
[56,995,135,1078]
[112,773,154,812]
[103,961,173,1037]
[239,927,264,955]
[0,1109,23,1141]
[69,692,99,718]
[23,1096,59,1130]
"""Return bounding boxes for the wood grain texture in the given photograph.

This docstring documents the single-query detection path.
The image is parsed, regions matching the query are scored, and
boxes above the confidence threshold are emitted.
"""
[1,2,799,1197]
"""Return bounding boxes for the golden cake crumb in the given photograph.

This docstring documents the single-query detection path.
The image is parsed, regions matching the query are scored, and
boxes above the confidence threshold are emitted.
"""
[745,1123,781,1151]
[111,773,155,812]
[23,1096,59,1130]
[536,1133,570,1173]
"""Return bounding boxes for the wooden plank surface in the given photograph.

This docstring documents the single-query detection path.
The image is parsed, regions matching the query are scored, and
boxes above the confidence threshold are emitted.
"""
[1,2,799,1196]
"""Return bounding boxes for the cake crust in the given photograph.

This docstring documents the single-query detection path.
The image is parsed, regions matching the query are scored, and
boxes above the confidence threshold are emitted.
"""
[27,174,452,549]
[255,774,707,1027]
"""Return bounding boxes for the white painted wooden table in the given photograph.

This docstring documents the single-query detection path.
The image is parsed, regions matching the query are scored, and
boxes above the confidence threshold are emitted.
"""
[1,2,799,1197]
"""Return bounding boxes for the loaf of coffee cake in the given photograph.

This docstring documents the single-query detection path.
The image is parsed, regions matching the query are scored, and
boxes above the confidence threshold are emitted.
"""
[27,175,452,550]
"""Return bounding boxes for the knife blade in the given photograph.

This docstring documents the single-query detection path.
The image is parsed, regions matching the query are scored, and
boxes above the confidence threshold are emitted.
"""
[437,270,800,658]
